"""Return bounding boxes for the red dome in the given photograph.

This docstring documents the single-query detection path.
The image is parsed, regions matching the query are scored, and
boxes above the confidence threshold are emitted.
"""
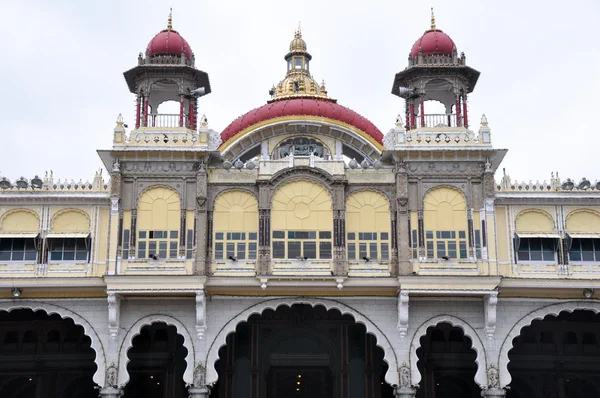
[147,29,192,59]
[411,30,456,58]
[221,99,384,146]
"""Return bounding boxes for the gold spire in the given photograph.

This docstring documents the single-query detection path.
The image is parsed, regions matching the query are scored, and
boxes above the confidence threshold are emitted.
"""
[167,8,173,30]
[295,22,302,38]
[430,7,436,30]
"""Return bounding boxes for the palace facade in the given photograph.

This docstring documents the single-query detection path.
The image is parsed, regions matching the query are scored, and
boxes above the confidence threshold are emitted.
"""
[0,11,599,398]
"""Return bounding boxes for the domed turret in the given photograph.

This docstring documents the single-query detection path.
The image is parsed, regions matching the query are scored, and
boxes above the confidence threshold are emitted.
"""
[146,10,192,59]
[410,9,456,58]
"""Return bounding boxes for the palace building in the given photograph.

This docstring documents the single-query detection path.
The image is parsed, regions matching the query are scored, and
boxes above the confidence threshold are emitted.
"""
[0,10,599,398]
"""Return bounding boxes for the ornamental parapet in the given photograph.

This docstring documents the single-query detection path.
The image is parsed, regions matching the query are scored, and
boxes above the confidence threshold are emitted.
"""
[496,170,600,193]
[0,171,109,193]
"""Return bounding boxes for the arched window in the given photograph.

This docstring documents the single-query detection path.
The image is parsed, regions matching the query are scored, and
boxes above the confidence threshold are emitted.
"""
[0,210,40,262]
[566,210,600,262]
[423,187,468,260]
[137,187,181,260]
[346,191,391,262]
[213,191,258,261]
[47,210,91,263]
[272,137,330,160]
[271,181,333,260]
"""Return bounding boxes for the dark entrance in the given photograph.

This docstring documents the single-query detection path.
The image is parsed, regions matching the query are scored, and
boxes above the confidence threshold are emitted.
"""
[213,304,393,398]
[124,322,188,398]
[0,308,97,398]
[507,310,600,398]
[415,322,480,398]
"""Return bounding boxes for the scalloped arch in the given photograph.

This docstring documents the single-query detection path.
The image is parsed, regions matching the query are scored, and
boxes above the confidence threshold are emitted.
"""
[346,188,392,207]
[205,298,399,386]
[565,209,600,233]
[117,314,195,387]
[212,188,258,211]
[0,300,106,386]
[409,315,487,388]
[50,208,91,232]
[497,301,600,388]
[0,208,40,231]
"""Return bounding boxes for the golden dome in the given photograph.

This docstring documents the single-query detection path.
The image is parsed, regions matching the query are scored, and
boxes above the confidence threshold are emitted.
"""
[289,27,307,53]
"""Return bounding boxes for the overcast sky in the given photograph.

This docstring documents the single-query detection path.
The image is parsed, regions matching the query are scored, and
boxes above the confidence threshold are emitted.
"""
[1,0,598,184]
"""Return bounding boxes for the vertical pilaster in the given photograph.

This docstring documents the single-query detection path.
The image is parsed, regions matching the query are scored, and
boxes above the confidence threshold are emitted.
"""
[396,165,410,275]
[107,160,122,275]
[143,95,149,127]
[179,94,185,127]
[135,95,141,129]
[258,182,271,276]
[179,209,186,258]
[195,160,208,275]
[462,93,469,128]
[455,95,461,127]
[419,96,425,128]
[250,324,259,398]
[332,181,346,276]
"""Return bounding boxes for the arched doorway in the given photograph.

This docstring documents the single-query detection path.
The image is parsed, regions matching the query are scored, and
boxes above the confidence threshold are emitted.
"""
[124,322,188,398]
[415,322,480,398]
[506,310,600,398]
[212,304,393,398]
[0,309,97,398]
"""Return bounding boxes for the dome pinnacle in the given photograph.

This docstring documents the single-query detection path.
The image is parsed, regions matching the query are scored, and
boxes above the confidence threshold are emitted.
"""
[167,8,173,30]
[430,7,436,30]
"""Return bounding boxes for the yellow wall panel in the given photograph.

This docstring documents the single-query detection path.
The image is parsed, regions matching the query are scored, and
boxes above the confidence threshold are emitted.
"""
[515,210,554,233]
[138,187,180,231]
[424,187,467,231]
[272,181,332,231]
[214,190,258,232]
[346,191,390,233]
[566,210,600,233]
[495,206,509,262]
[0,210,39,232]
[96,208,109,263]
[51,210,90,232]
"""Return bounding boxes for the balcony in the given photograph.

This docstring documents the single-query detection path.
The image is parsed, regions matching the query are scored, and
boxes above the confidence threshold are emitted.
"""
[408,113,462,130]
[139,113,192,129]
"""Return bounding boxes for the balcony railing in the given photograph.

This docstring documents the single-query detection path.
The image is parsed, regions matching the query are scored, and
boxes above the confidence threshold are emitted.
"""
[140,114,191,129]
[420,113,457,128]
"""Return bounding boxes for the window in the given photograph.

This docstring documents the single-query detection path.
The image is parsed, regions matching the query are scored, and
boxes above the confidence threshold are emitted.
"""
[294,57,303,69]
[122,229,130,259]
[474,230,482,259]
[272,230,332,259]
[0,238,37,262]
[346,232,389,261]
[517,238,556,262]
[214,232,257,261]
[569,238,600,262]
[49,238,88,262]
[411,230,418,259]
[186,229,194,260]
[137,230,179,259]
[426,230,468,260]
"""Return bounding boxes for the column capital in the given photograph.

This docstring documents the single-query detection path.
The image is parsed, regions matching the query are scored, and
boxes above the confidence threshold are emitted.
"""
[188,385,211,397]
[394,386,417,397]
[481,387,506,397]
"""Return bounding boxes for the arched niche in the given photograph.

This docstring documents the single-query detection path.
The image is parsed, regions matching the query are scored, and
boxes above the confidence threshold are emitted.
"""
[514,209,555,233]
[346,190,391,262]
[0,209,40,232]
[213,190,259,262]
[0,300,106,387]
[205,298,399,387]
[566,209,600,233]
[51,209,90,233]
[117,314,195,387]
[272,180,333,232]
[497,301,600,388]
[409,315,488,388]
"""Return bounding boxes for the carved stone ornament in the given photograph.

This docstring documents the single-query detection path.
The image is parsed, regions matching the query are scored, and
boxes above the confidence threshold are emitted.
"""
[106,362,118,387]
[484,292,498,342]
[487,365,500,389]
[196,290,207,339]
[112,159,120,172]
[107,293,121,340]
[399,363,411,387]
[193,363,206,387]
[397,197,408,209]
[196,196,207,209]
[397,291,409,339]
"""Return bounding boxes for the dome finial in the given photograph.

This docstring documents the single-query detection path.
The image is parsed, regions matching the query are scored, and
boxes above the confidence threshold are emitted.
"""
[430,7,436,30]
[167,8,173,30]
[295,22,302,38]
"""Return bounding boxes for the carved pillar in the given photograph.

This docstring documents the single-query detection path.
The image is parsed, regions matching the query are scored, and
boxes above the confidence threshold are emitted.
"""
[331,181,346,276]
[98,387,123,398]
[179,209,187,258]
[107,292,121,340]
[135,95,141,129]
[196,290,206,339]
[394,387,417,398]
[468,209,476,260]
[195,161,208,275]
[188,386,211,398]
[481,389,506,397]
[396,166,410,275]
[484,292,498,344]
[190,363,210,397]
[250,324,259,398]
[397,291,409,339]
[108,162,122,275]
[130,209,137,257]
[481,365,504,396]
[340,325,349,398]
[258,182,271,276]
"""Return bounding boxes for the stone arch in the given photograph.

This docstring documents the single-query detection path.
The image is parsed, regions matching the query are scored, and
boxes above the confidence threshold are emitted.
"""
[497,301,600,388]
[50,208,91,232]
[137,186,181,234]
[345,187,393,206]
[0,208,40,231]
[212,188,258,212]
[409,315,487,388]
[205,297,399,386]
[422,184,467,206]
[117,314,195,387]
[0,300,106,387]
[137,184,182,207]
[270,166,334,189]
[514,209,555,232]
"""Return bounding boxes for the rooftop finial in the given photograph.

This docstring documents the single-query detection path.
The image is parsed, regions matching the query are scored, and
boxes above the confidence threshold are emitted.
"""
[430,7,436,30]
[167,8,173,30]
[295,22,302,38]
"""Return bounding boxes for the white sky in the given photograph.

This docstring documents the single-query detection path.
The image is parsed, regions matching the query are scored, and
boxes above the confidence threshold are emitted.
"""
[1,0,599,184]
